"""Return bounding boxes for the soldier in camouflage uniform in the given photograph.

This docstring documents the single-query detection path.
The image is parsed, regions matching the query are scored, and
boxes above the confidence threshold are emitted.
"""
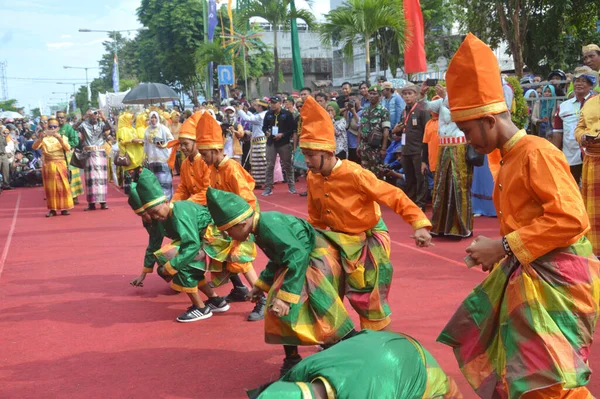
[359,85,391,176]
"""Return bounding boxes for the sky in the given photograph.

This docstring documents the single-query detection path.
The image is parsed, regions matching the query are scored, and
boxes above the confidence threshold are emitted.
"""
[1,0,329,115]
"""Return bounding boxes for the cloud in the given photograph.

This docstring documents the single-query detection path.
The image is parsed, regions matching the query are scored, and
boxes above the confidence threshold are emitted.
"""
[47,42,74,49]
[60,34,72,39]
[0,31,13,45]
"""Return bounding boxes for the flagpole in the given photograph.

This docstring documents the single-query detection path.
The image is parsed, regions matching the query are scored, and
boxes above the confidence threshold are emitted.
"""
[243,43,249,97]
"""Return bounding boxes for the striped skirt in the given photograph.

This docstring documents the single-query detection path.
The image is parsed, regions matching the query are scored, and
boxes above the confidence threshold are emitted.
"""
[66,151,84,197]
[319,219,393,330]
[264,232,355,346]
[85,150,108,204]
[582,151,600,255]
[431,143,473,237]
[42,159,74,211]
[437,237,600,398]
[251,137,267,186]
[148,162,173,200]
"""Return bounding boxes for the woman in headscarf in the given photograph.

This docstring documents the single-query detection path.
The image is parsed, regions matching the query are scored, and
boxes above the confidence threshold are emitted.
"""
[144,110,174,200]
[117,110,144,193]
[170,110,184,175]
[523,89,539,134]
[532,84,557,139]
[326,101,348,159]
[32,116,73,217]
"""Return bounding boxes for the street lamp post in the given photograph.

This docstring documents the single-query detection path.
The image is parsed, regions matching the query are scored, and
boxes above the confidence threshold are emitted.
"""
[57,81,88,112]
[63,66,99,103]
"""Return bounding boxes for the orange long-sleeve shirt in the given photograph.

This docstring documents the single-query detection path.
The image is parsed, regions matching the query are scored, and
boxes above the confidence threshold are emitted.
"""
[171,153,211,205]
[307,160,431,234]
[210,156,258,210]
[496,130,589,264]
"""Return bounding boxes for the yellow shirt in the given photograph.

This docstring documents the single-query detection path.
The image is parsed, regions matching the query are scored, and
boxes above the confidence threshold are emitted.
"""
[33,136,70,161]
[117,114,145,171]
[210,156,257,210]
[307,159,431,234]
[574,94,600,145]
[496,130,589,264]
[172,153,211,205]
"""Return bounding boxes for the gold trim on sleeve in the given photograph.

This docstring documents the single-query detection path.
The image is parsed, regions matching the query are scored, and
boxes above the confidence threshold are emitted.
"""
[311,377,336,399]
[255,278,271,292]
[276,290,301,304]
[295,382,313,399]
[142,267,154,273]
[164,261,178,276]
[505,231,535,265]
[412,219,433,230]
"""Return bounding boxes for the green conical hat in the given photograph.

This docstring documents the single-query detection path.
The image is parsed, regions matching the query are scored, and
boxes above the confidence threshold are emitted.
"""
[246,381,313,399]
[206,187,254,231]
[127,182,146,214]
[136,168,167,211]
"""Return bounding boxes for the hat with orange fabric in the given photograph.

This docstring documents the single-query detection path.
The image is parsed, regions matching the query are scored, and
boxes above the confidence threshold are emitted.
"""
[178,110,204,141]
[195,111,224,150]
[299,96,336,153]
[446,33,508,123]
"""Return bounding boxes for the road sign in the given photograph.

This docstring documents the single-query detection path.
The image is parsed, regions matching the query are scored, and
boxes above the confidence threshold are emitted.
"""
[218,65,234,85]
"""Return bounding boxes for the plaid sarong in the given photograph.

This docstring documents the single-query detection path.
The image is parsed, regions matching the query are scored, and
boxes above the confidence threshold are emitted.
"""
[203,224,257,286]
[251,137,267,186]
[84,149,108,203]
[431,143,473,238]
[264,233,355,346]
[65,151,84,197]
[582,152,600,254]
[320,218,392,330]
[148,162,173,201]
[154,240,207,293]
[42,159,74,211]
[437,237,600,398]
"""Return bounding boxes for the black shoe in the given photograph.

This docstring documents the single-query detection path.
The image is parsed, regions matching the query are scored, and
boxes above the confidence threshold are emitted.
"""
[279,355,302,378]
[206,296,230,313]
[100,202,109,210]
[84,204,96,211]
[61,210,70,216]
[299,191,308,197]
[247,296,266,321]
[176,305,213,323]
[2,186,14,191]
[73,198,79,205]
[225,286,250,302]
[45,210,57,218]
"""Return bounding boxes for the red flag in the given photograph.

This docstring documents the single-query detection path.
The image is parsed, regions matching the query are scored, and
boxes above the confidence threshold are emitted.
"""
[404,0,427,73]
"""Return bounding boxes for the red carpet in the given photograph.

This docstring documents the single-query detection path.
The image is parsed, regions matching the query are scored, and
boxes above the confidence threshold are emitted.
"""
[0,180,598,399]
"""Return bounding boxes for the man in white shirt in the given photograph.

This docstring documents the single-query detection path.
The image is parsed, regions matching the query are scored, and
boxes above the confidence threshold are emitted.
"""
[552,66,597,184]
[237,100,268,188]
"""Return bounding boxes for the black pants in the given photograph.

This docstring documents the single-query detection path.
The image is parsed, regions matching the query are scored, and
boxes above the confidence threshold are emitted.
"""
[402,154,427,208]
[571,164,582,186]
[348,148,359,164]
[336,150,347,160]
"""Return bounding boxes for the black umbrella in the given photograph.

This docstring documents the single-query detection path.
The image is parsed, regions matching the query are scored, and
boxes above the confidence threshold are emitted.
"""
[122,83,179,105]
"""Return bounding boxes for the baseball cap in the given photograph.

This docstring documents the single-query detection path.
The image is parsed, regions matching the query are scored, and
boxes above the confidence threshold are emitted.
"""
[269,96,281,103]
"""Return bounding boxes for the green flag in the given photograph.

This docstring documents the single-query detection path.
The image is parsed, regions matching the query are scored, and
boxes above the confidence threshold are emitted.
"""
[290,0,304,90]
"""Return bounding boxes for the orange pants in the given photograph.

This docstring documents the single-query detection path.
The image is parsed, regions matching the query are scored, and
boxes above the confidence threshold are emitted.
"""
[521,385,593,399]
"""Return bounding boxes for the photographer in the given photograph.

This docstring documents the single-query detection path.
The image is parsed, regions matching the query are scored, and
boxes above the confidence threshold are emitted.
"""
[76,108,113,211]
[381,146,405,189]
[222,106,245,164]
[341,96,361,163]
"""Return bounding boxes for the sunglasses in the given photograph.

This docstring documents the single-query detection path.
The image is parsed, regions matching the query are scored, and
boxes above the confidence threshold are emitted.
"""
[48,125,59,129]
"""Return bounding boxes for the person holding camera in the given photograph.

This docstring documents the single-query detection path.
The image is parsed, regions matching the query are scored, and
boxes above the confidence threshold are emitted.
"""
[358,85,390,176]
[32,117,73,217]
[341,96,361,163]
[74,108,113,211]
[144,111,174,200]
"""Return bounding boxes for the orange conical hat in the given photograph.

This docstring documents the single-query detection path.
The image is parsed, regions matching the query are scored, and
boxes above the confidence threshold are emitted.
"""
[299,96,335,152]
[195,110,223,150]
[447,33,508,123]
[179,111,204,141]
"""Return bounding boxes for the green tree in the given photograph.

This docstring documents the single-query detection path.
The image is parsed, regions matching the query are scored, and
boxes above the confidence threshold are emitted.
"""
[0,99,21,112]
[421,0,460,62]
[238,0,317,93]
[136,0,206,102]
[30,107,41,119]
[506,76,528,128]
[97,32,140,92]
[320,0,406,84]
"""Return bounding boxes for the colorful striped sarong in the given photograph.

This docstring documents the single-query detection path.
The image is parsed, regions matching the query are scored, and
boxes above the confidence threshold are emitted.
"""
[437,237,600,398]
[203,224,257,286]
[320,218,392,330]
[265,232,355,346]
[431,143,473,237]
[65,151,84,197]
[153,240,207,293]
[148,162,173,200]
[84,149,108,203]
[582,148,600,255]
[250,136,267,186]
[42,159,74,211]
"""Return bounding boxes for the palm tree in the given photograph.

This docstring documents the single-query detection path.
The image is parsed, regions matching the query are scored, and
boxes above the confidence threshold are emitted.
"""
[238,0,317,93]
[320,0,406,84]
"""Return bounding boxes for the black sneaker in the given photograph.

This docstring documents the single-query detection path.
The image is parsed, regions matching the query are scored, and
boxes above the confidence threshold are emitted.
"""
[206,297,230,313]
[176,305,213,323]
[299,191,308,197]
[247,296,266,321]
[279,355,302,378]
[225,286,250,302]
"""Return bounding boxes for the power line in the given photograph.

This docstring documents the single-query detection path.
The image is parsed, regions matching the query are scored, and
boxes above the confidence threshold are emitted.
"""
[6,77,93,81]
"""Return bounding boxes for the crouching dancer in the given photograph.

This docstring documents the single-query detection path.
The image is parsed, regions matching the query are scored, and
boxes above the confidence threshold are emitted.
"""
[206,187,356,376]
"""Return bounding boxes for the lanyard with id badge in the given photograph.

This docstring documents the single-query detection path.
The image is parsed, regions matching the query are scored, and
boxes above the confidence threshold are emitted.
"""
[401,103,418,145]
[270,113,280,137]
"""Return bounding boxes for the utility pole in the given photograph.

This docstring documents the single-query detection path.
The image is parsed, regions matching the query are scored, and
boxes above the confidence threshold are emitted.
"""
[0,61,8,101]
